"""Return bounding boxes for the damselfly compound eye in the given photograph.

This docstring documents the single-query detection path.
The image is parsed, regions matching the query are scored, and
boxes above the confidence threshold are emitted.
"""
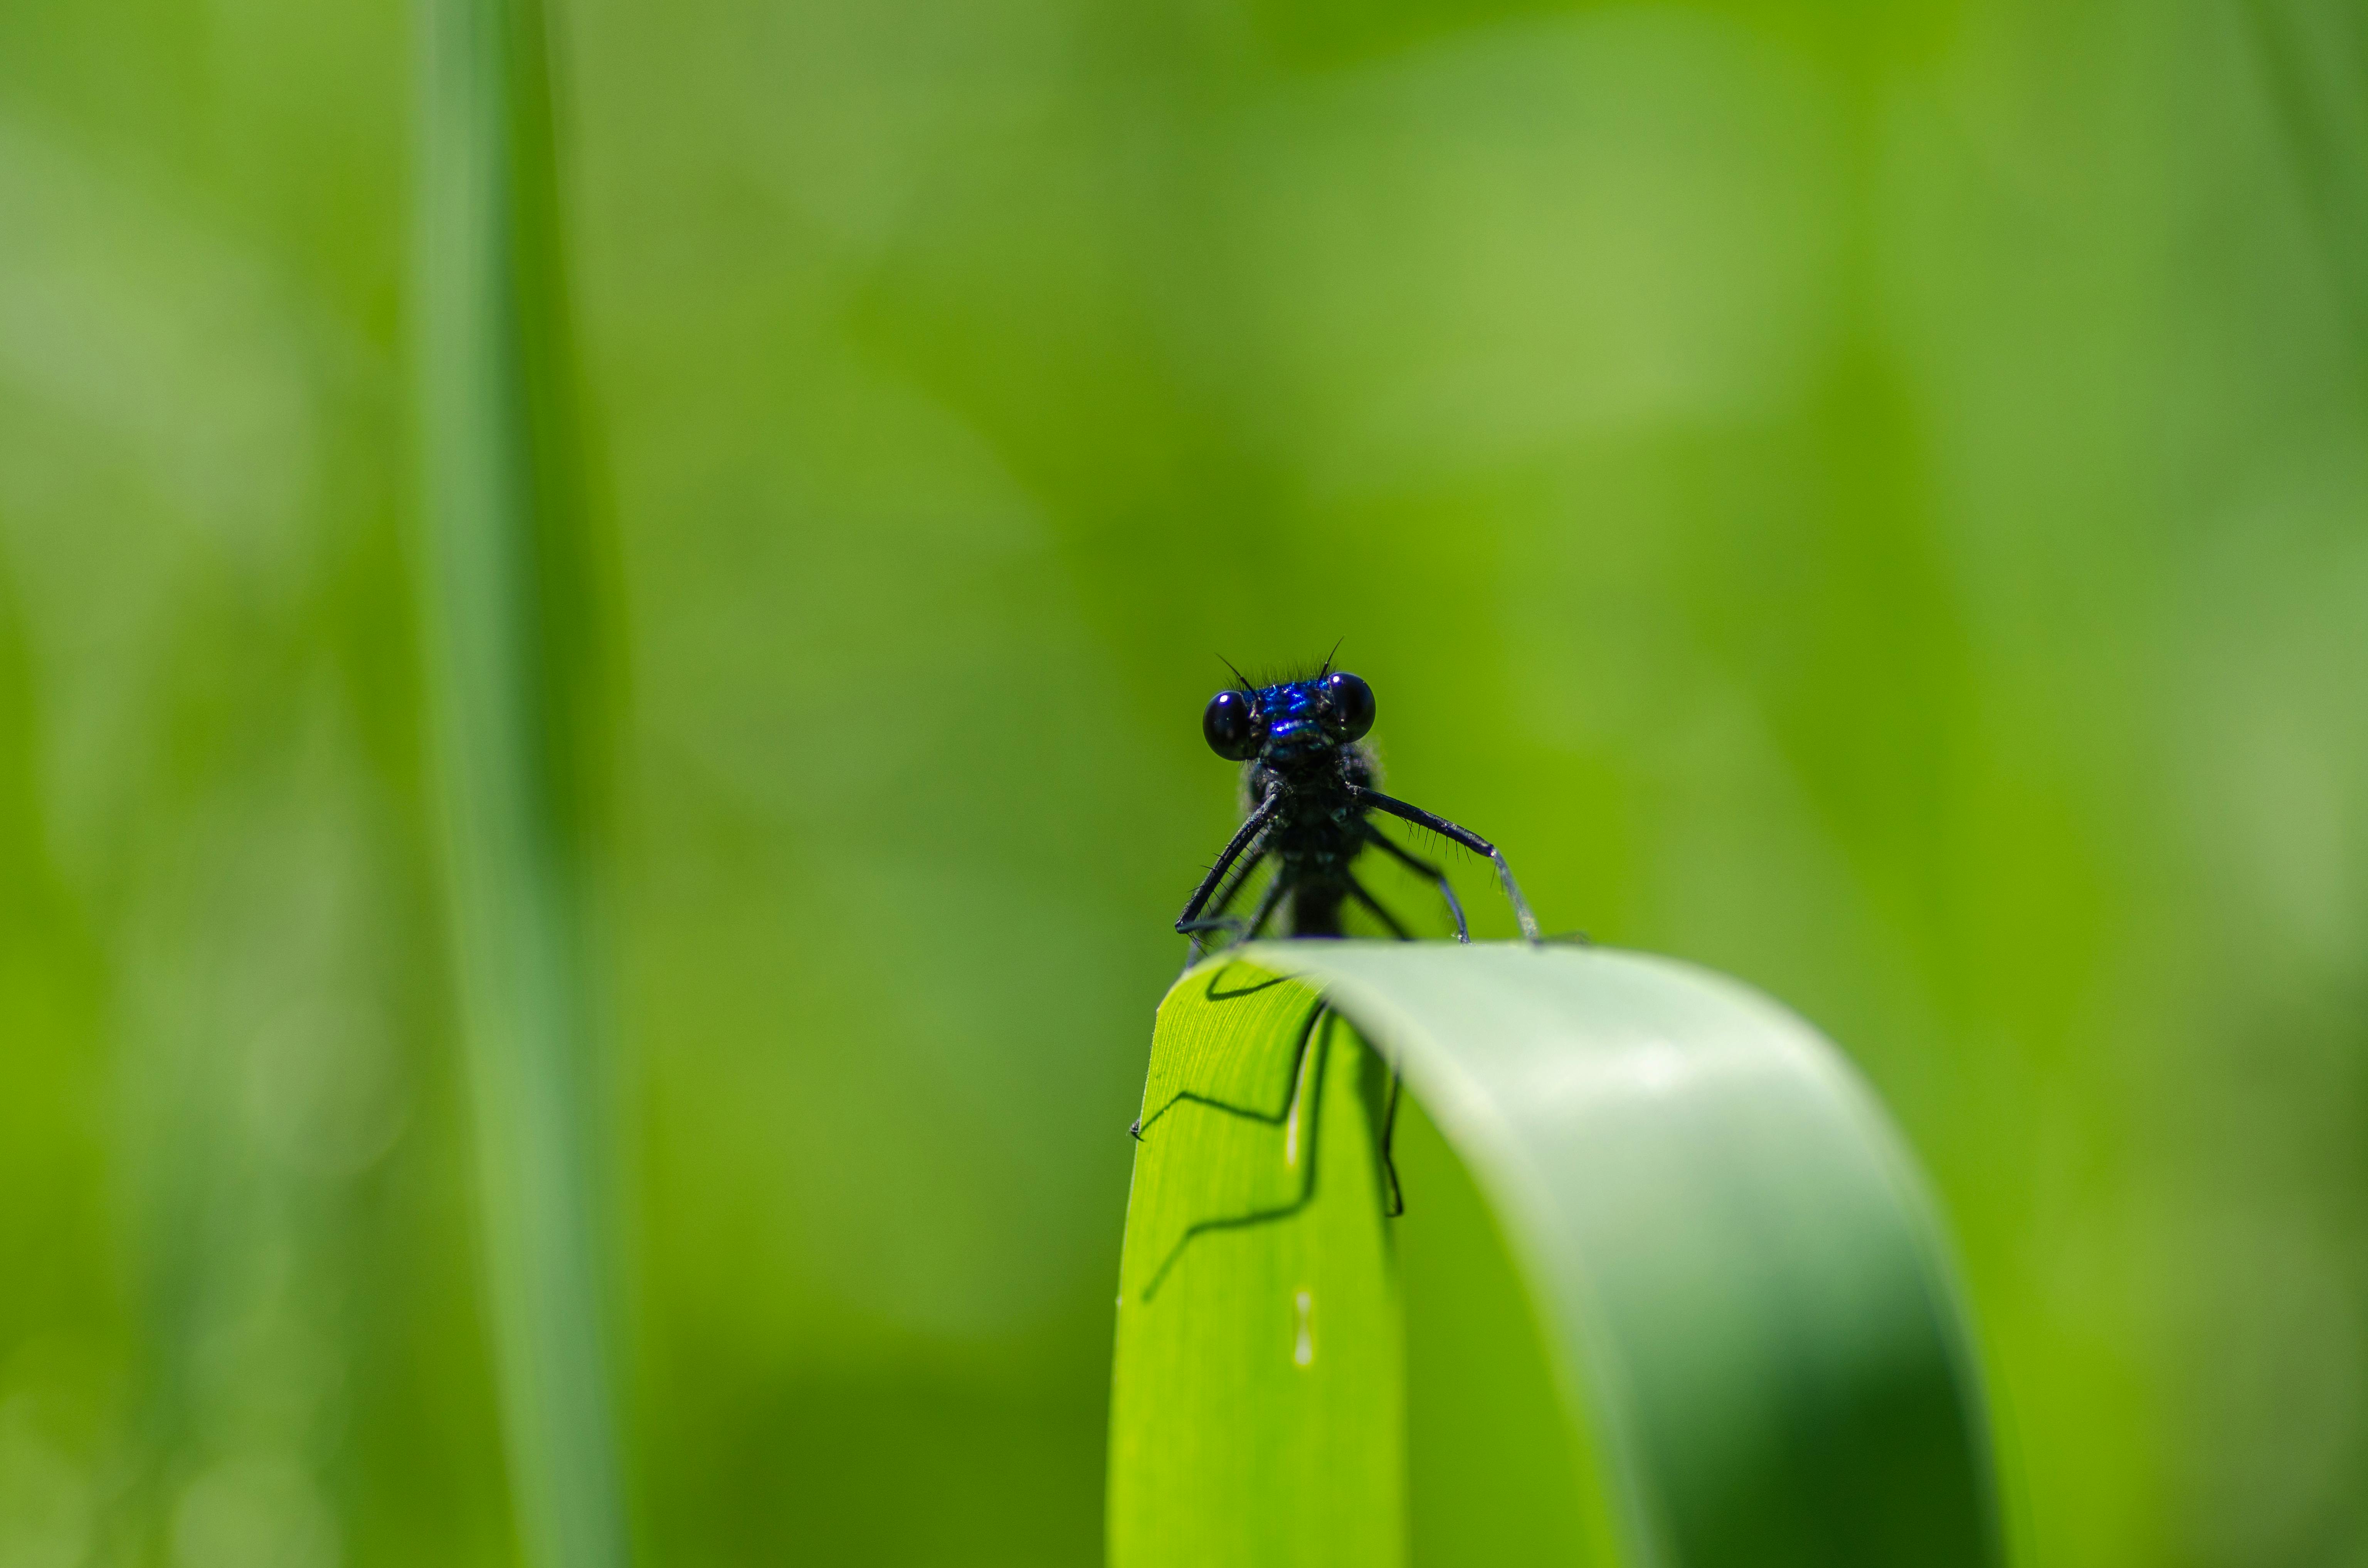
[1321,671,1374,742]
[1203,689,1261,761]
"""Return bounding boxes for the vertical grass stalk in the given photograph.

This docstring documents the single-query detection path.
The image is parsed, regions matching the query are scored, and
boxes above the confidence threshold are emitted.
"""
[415,0,629,1565]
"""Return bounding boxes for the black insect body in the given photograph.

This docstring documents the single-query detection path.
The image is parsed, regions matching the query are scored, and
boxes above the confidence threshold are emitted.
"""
[1177,666,1542,958]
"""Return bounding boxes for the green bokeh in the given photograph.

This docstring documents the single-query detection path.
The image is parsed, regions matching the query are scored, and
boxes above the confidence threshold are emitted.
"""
[5,0,2367,1562]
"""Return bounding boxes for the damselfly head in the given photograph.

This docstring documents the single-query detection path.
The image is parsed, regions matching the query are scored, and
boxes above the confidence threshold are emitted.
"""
[1202,669,1375,767]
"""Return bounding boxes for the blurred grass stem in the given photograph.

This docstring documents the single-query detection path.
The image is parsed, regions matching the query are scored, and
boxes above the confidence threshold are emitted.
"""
[415,0,630,1565]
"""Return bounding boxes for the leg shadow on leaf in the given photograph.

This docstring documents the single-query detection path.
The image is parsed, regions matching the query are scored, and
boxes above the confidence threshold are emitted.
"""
[1136,1000,1334,1302]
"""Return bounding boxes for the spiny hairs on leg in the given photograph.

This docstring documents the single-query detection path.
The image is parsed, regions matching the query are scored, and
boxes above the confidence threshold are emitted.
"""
[1353,787,1541,944]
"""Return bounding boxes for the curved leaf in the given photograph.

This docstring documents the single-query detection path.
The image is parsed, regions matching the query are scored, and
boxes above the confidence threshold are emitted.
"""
[1109,942,1998,1568]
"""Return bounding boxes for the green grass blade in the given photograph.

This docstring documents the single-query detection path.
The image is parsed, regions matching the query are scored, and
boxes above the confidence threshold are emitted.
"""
[1110,943,1998,1568]
[415,0,629,1565]
[1112,969,1406,1566]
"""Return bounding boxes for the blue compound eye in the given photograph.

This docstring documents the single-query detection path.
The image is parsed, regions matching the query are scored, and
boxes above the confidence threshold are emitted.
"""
[1204,689,1261,761]
[1321,671,1374,742]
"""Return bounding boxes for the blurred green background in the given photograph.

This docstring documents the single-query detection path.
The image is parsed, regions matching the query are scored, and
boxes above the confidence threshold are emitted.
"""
[6,0,2368,1562]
